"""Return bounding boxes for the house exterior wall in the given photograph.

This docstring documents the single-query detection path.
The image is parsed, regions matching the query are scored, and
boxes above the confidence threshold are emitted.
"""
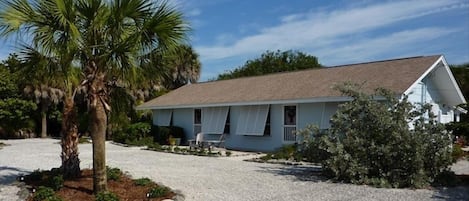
[152,102,342,152]
[152,108,194,141]
[407,76,454,123]
[172,108,195,140]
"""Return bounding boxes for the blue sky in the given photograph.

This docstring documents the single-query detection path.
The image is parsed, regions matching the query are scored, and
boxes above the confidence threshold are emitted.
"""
[177,0,469,81]
[1,0,468,81]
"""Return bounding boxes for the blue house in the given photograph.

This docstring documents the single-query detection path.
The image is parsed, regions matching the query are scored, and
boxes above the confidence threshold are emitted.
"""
[137,55,466,152]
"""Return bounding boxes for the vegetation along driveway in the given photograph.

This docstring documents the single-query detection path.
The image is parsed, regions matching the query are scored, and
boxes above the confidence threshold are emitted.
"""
[1,139,468,201]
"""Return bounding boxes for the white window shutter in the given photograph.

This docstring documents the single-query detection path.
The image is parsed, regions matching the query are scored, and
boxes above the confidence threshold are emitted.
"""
[236,105,269,136]
[201,107,229,134]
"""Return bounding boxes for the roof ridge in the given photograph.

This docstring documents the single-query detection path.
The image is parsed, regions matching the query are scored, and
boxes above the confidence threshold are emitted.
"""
[331,55,441,68]
[192,55,441,85]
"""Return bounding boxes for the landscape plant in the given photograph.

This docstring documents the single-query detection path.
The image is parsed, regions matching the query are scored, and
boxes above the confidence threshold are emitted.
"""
[133,178,152,186]
[33,186,63,201]
[147,186,170,198]
[95,192,119,201]
[299,83,453,188]
[106,167,123,181]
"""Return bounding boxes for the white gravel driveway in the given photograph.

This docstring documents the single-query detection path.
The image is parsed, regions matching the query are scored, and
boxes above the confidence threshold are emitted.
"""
[1,139,468,201]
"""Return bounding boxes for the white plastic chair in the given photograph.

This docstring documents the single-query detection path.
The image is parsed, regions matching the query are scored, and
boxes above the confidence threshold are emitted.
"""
[189,133,204,150]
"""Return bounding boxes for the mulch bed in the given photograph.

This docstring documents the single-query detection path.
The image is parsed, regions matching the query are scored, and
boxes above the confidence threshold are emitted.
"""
[24,169,175,201]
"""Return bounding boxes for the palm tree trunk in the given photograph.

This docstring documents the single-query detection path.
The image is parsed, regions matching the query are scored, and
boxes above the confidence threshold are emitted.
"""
[89,69,108,194]
[61,96,80,178]
[40,102,47,138]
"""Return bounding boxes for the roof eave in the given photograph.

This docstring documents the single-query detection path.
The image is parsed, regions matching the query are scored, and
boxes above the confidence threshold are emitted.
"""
[135,96,356,110]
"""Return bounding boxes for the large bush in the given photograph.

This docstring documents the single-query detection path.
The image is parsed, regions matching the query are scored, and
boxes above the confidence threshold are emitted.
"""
[299,83,453,188]
[151,125,185,145]
[0,98,37,138]
[112,122,152,146]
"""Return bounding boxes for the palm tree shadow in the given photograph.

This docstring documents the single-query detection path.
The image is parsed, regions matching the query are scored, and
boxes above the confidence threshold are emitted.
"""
[432,175,469,201]
[0,166,30,185]
[63,184,94,195]
[256,164,326,182]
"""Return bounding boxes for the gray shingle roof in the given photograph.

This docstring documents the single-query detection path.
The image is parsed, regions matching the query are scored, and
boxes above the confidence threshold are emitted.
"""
[138,55,441,109]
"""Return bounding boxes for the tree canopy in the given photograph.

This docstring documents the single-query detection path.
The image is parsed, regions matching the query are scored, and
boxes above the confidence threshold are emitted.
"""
[450,63,469,99]
[448,63,469,139]
[0,0,189,193]
[0,55,37,137]
[299,83,452,188]
[216,50,322,80]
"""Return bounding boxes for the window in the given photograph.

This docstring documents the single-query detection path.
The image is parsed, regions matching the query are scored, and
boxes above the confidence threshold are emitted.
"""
[284,106,296,125]
[224,110,230,134]
[194,109,202,134]
[194,109,201,124]
[264,109,270,136]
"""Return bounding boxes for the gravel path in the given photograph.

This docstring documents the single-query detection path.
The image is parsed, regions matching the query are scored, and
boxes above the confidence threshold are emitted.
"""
[1,139,468,201]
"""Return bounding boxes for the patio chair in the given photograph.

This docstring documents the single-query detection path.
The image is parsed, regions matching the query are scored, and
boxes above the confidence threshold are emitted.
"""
[203,133,226,152]
[188,132,204,150]
[210,133,226,148]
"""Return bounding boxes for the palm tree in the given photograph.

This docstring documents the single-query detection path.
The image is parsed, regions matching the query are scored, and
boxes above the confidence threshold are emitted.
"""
[20,51,66,138]
[1,0,188,193]
[1,0,83,178]
[23,85,64,138]
[20,47,82,177]
[162,44,201,90]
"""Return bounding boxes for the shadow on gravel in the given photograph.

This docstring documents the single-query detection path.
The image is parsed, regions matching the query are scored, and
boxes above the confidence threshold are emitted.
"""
[432,174,469,201]
[0,166,29,185]
[432,186,469,201]
[256,165,326,182]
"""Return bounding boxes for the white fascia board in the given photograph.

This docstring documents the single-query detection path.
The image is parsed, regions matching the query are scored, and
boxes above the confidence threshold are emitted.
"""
[455,106,468,114]
[439,56,467,104]
[402,55,466,105]
[403,55,442,96]
[136,96,355,110]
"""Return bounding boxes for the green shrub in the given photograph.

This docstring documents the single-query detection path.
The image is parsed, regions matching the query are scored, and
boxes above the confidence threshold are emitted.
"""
[125,136,154,146]
[169,126,185,143]
[106,167,122,181]
[33,186,62,201]
[29,169,45,181]
[147,186,170,198]
[95,191,120,201]
[151,126,185,145]
[112,122,154,146]
[260,153,272,161]
[49,175,64,191]
[152,126,170,145]
[111,130,127,144]
[300,84,453,188]
[134,177,153,186]
[147,143,162,150]
[273,144,301,161]
[127,122,151,139]
[297,126,329,163]
[452,144,465,162]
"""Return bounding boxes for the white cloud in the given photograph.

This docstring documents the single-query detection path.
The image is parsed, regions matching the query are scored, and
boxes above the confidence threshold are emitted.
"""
[195,0,469,61]
[318,27,458,65]
[187,8,201,17]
